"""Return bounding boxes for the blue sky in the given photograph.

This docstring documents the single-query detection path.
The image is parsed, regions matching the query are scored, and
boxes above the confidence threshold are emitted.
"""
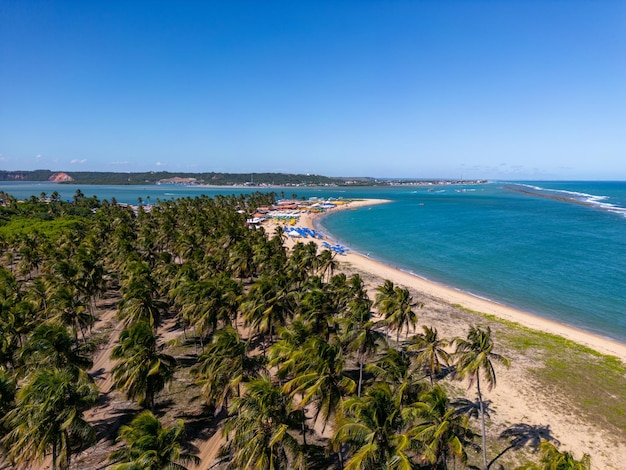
[1,1,625,180]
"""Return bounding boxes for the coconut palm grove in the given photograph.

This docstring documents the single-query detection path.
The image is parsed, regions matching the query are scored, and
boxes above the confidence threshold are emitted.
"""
[0,190,591,469]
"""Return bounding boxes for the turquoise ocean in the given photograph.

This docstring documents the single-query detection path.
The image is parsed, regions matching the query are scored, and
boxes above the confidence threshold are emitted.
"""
[2,181,625,343]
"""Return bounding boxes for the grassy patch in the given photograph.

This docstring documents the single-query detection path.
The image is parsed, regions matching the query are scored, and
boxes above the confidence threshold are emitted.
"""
[0,215,86,238]
[455,305,626,436]
[88,325,114,349]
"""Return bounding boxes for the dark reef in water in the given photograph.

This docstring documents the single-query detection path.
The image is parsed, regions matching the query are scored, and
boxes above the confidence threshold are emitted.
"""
[504,185,595,208]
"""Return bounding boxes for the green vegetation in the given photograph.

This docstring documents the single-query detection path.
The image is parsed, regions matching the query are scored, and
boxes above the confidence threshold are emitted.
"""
[459,307,626,436]
[454,325,510,470]
[0,169,369,186]
[0,192,619,469]
[109,410,200,470]
[508,329,626,434]
[517,441,590,469]
[0,216,86,238]
[0,169,487,186]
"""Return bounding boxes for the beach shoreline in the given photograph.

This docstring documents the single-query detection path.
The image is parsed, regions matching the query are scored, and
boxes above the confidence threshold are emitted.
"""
[285,197,626,363]
[279,197,626,467]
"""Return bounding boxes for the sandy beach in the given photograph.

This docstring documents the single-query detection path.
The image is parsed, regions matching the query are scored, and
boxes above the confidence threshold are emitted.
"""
[291,198,626,362]
[271,197,626,469]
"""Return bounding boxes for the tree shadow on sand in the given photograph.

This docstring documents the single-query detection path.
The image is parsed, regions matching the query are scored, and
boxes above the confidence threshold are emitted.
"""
[452,396,493,421]
[488,423,559,469]
[176,402,227,459]
[91,402,138,442]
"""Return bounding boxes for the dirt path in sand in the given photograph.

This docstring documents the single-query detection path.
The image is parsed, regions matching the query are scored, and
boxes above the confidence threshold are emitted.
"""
[26,300,129,470]
[71,303,134,468]
[189,431,224,470]
[187,320,257,469]
[74,300,225,470]
[89,307,124,394]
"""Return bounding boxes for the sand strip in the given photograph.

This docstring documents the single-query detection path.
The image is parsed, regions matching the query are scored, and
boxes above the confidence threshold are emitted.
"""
[287,198,626,363]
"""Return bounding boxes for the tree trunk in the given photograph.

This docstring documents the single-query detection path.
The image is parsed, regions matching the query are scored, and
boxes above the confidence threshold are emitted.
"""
[52,439,58,470]
[79,322,86,344]
[358,354,364,398]
[149,385,155,412]
[64,430,71,470]
[90,298,97,333]
[477,374,488,470]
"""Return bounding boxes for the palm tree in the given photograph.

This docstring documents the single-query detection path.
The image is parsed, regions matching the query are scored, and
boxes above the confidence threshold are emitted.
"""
[18,322,93,376]
[253,230,288,276]
[409,325,451,385]
[283,336,356,434]
[374,280,396,319]
[412,385,476,469]
[221,377,304,469]
[389,286,420,342]
[516,440,591,470]
[176,274,242,350]
[242,274,296,351]
[366,349,426,414]
[48,285,93,343]
[344,320,386,397]
[287,242,319,283]
[318,248,338,279]
[72,189,85,204]
[454,325,510,470]
[268,319,314,382]
[0,265,20,301]
[331,381,415,469]
[0,369,15,436]
[296,280,339,341]
[25,276,53,317]
[340,274,371,319]
[109,410,199,470]
[118,289,167,331]
[16,232,45,280]
[191,325,262,414]
[107,215,137,269]
[2,367,98,470]
[111,321,176,410]
[1,299,39,364]
[74,241,108,327]
[229,239,256,282]
[118,256,168,325]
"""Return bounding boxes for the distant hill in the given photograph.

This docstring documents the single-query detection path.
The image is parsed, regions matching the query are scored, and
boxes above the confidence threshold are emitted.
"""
[0,170,487,187]
[0,170,376,186]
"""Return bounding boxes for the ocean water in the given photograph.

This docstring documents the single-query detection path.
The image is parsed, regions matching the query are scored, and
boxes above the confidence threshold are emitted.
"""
[2,181,625,342]
[318,181,626,342]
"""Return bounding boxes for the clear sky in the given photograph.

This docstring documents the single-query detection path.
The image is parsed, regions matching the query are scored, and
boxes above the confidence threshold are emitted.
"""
[1,1,625,180]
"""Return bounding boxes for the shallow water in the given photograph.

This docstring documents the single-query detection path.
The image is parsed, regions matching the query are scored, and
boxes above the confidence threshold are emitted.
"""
[318,182,626,342]
[2,180,625,342]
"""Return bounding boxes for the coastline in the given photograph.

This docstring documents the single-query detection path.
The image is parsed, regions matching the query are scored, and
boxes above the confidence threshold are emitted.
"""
[293,198,626,363]
[281,197,626,467]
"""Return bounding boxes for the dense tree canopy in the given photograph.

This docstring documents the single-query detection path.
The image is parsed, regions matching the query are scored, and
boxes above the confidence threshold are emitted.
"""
[0,191,584,469]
